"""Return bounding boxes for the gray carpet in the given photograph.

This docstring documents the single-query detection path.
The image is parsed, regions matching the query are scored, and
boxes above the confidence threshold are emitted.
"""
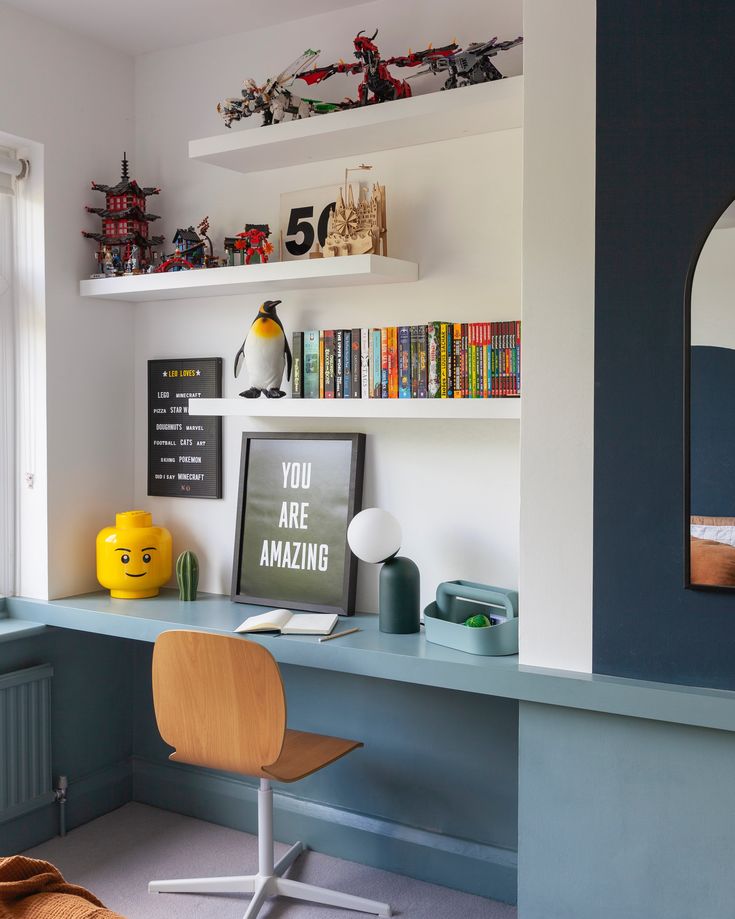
[25,803,516,919]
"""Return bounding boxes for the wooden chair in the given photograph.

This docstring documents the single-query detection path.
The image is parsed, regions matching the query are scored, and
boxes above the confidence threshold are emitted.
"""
[148,630,391,919]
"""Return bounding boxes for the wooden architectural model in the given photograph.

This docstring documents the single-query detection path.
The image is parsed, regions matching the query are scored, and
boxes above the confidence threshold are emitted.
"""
[323,183,387,258]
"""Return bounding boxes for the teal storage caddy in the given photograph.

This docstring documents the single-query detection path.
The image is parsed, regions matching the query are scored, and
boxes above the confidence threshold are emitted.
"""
[424,580,519,656]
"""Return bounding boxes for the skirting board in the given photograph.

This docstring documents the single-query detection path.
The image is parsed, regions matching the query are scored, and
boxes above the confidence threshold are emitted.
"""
[133,757,518,904]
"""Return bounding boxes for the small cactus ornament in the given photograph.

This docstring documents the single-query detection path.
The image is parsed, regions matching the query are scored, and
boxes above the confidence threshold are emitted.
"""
[176,550,199,601]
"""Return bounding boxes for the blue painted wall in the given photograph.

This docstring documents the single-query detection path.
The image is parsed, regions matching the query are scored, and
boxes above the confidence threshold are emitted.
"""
[518,702,735,919]
[593,0,735,688]
[0,630,134,851]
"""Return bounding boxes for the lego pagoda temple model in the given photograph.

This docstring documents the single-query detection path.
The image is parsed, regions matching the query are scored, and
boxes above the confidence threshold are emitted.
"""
[82,153,164,275]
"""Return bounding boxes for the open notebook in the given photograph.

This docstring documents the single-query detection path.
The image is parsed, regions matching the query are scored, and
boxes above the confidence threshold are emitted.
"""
[235,608,338,636]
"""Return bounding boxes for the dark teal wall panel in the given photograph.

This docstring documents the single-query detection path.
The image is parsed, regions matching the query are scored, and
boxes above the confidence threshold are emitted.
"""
[594,0,735,687]
[518,702,735,919]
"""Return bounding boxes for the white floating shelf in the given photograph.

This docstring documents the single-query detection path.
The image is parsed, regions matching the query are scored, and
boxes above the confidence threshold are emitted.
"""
[189,398,520,421]
[79,255,418,302]
[189,76,523,174]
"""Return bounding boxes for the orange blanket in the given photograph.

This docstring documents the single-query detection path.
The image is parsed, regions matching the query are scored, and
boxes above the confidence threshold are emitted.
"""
[0,857,124,919]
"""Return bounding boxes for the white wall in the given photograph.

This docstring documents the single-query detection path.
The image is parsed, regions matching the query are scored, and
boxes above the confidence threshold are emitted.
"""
[133,0,524,611]
[691,228,735,348]
[0,2,135,598]
[519,0,596,671]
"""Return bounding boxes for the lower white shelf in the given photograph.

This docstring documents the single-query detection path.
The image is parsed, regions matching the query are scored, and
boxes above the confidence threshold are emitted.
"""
[189,398,521,420]
[79,255,418,302]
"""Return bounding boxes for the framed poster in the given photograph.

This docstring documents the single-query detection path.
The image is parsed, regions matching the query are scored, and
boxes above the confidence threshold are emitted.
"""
[231,432,366,615]
[148,357,222,498]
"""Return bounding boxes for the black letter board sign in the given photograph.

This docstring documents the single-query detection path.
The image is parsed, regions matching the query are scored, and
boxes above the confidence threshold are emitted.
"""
[148,357,222,498]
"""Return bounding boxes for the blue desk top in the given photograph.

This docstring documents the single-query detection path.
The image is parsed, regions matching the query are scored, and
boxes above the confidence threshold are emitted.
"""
[8,590,735,733]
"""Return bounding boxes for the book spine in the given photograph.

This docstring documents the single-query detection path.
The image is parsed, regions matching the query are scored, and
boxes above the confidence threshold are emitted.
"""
[380,328,388,398]
[439,322,448,398]
[417,325,428,398]
[447,323,454,398]
[468,324,476,398]
[483,322,490,398]
[323,330,335,398]
[461,323,468,398]
[292,331,303,398]
[410,326,419,399]
[319,330,325,398]
[507,322,513,397]
[505,321,511,397]
[344,330,352,398]
[427,322,440,397]
[498,321,504,398]
[490,322,498,399]
[303,330,319,399]
[452,322,462,398]
[360,328,370,398]
[516,320,522,396]
[477,323,484,398]
[350,328,359,398]
[489,322,495,398]
[335,330,344,398]
[398,326,411,398]
[371,329,382,397]
[478,323,484,398]
[388,327,399,398]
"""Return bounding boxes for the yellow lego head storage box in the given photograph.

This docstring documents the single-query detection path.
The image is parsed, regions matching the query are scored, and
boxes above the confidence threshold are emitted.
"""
[96,510,172,599]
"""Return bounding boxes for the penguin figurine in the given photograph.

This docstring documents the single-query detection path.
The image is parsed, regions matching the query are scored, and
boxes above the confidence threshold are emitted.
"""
[234,299,292,398]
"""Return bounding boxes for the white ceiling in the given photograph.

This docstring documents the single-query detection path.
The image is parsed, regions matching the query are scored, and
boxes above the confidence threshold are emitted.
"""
[3,0,370,55]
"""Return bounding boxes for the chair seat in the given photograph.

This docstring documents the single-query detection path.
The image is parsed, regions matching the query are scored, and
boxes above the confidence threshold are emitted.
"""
[263,729,362,783]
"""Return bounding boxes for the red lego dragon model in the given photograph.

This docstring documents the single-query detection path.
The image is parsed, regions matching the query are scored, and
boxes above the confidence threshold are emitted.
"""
[297,28,458,106]
[235,224,274,265]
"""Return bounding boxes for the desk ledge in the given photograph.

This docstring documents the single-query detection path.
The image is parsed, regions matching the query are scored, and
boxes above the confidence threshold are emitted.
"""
[6,590,735,734]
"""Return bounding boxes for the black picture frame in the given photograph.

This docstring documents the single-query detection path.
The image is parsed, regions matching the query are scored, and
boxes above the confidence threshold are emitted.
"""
[683,190,735,591]
[231,432,365,615]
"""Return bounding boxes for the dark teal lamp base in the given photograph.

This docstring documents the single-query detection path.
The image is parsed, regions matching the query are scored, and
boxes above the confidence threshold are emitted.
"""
[379,556,420,634]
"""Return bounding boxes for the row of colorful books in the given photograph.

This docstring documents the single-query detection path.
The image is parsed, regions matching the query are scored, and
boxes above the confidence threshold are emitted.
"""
[291,321,521,399]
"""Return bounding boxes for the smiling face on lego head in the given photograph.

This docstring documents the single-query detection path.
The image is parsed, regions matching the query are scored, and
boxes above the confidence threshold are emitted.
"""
[96,510,172,599]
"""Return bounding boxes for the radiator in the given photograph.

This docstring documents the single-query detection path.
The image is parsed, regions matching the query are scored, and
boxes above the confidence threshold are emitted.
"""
[0,663,54,823]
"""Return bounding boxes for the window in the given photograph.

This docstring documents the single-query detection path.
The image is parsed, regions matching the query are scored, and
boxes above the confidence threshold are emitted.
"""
[0,162,16,596]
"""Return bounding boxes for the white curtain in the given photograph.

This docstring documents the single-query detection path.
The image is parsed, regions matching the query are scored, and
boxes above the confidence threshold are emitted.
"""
[0,191,15,596]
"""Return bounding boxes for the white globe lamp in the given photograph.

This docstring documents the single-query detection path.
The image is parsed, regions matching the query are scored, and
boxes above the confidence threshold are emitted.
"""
[348,508,420,634]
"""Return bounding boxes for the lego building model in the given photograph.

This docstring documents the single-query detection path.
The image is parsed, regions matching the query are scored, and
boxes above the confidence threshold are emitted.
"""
[323,168,387,257]
[82,153,163,276]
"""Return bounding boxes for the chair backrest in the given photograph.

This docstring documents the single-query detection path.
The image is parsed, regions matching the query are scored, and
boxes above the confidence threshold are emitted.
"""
[152,630,287,777]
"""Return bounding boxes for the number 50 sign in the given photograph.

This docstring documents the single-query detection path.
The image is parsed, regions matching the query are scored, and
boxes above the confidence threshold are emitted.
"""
[279,185,337,260]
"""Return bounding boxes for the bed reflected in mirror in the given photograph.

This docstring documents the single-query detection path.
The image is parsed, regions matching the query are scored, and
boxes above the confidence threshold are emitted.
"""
[688,198,735,588]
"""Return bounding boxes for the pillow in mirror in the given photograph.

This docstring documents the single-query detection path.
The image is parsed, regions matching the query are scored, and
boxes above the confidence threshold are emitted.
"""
[691,515,735,548]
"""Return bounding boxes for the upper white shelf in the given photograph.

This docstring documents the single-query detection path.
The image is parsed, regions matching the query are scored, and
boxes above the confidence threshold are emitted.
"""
[189,397,520,421]
[189,76,523,174]
[79,255,417,302]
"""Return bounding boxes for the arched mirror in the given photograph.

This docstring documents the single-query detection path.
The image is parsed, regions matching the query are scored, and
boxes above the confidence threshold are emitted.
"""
[687,198,735,589]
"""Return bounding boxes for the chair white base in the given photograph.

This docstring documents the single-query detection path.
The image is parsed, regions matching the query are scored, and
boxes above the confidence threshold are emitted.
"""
[149,780,392,918]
